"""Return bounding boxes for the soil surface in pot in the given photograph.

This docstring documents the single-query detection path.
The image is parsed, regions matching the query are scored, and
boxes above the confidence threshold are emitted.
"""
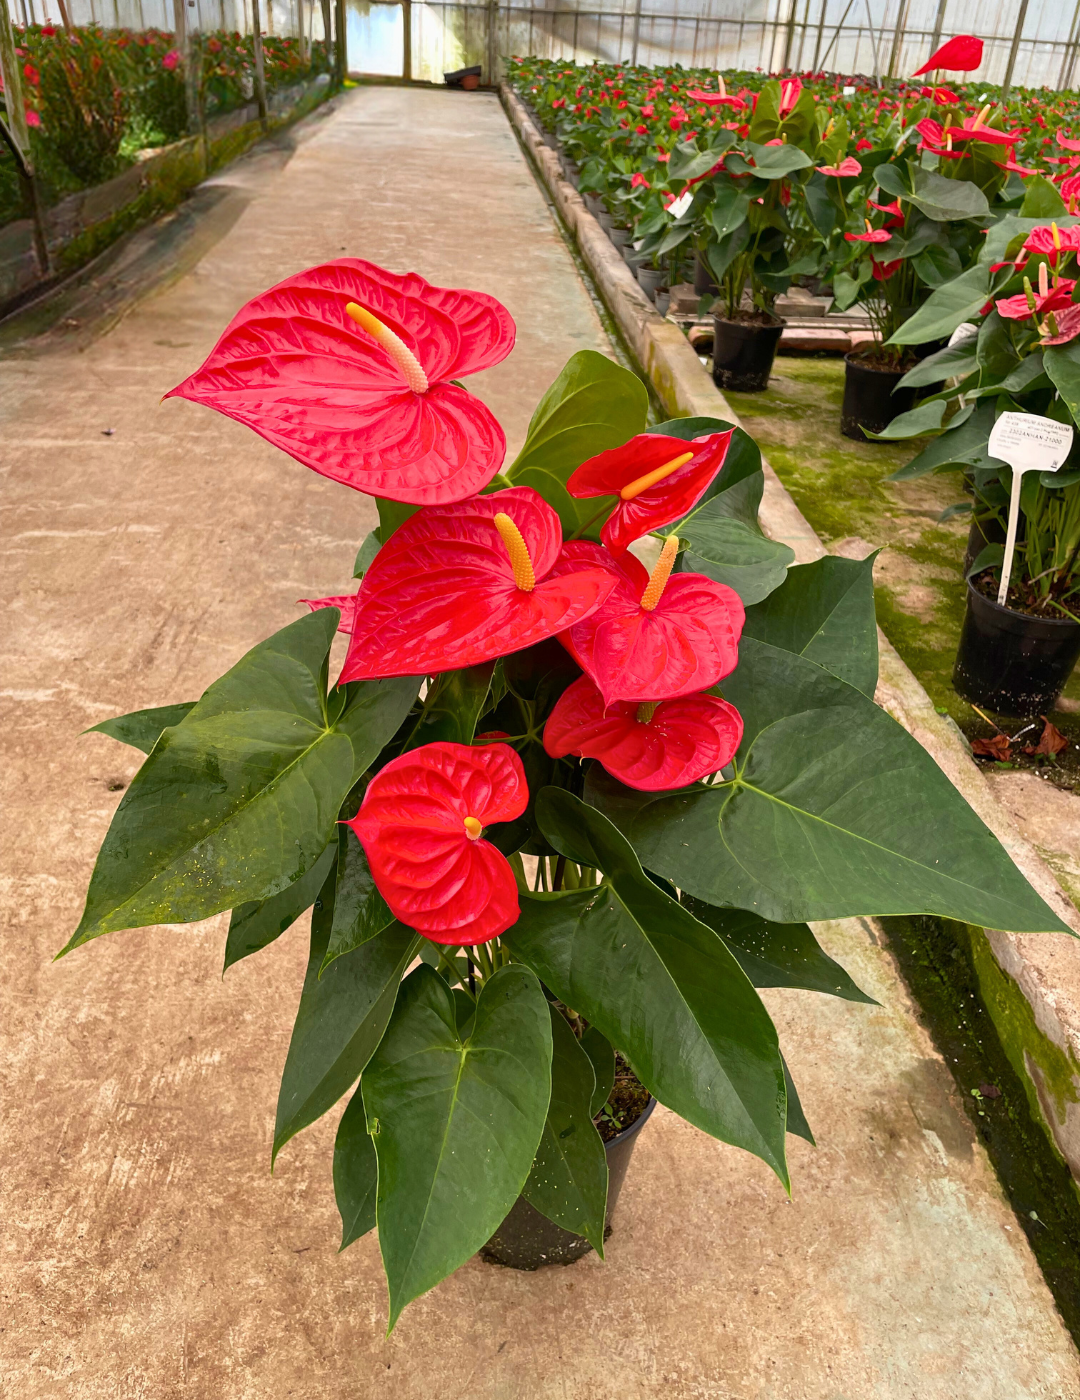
[718,307,784,328]
[972,567,1080,623]
[595,1052,650,1141]
[846,347,919,374]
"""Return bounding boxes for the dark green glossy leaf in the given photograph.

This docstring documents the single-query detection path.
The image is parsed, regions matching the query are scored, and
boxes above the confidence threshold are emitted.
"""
[400,662,495,751]
[681,897,874,1002]
[506,349,649,538]
[889,398,997,480]
[897,335,979,389]
[363,963,552,1328]
[353,530,381,578]
[584,638,1069,934]
[507,790,788,1182]
[741,554,879,697]
[224,840,336,973]
[376,498,419,542]
[741,141,813,179]
[668,138,732,183]
[907,169,989,223]
[872,162,910,200]
[581,1024,616,1116]
[1020,175,1067,219]
[522,1006,608,1252]
[783,1057,814,1144]
[864,398,947,440]
[1045,340,1080,429]
[86,702,196,754]
[63,612,420,951]
[322,824,394,974]
[679,509,795,605]
[273,869,420,1162]
[333,1085,378,1250]
[705,220,750,283]
[887,265,990,346]
[711,183,751,240]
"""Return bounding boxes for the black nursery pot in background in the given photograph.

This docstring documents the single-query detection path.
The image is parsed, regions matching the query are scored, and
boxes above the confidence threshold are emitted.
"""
[480,1097,656,1270]
[711,315,786,393]
[953,581,1080,718]
[694,252,719,295]
[840,354,916,440]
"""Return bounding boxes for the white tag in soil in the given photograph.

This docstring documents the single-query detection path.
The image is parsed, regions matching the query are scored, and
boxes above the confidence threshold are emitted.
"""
[987,411,1075,606]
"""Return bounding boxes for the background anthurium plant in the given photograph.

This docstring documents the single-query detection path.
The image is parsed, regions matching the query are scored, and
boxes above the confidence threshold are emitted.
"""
[67,259,1069,1328]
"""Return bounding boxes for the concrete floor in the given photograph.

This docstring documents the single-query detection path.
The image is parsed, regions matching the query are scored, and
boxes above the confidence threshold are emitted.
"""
[2,85,1079,1399]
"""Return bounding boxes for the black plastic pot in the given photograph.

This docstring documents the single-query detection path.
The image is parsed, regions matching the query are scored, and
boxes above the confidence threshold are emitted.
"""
[840,354,917,440]
[480,1097,656,1270]
[694,252,719,295]
[711,314,786,393]
[953,580,1080,718]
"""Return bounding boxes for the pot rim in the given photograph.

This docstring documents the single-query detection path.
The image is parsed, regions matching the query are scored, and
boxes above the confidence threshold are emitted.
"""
[712,312,787,331]
[604,1093,657,1152]
[965,577,1080,633]
[843,350,909,377]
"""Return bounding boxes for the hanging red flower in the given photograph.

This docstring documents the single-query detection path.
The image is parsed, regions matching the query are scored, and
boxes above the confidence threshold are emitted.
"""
[165,259,516,505]
[338,487,616,682]
[566,429,733,554]
[348,742,527,945]
[817,157,862,177]
[845,226,892,243]
[299,594,358,631]
[553,538,744,706]
[911,34,983,75]
[544,675,743,791]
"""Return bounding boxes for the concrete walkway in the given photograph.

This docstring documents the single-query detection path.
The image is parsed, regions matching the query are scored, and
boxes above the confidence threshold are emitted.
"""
[2,86,1078,1399]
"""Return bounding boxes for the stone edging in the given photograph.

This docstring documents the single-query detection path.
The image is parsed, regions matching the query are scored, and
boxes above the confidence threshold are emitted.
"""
[499,80,1080,1180]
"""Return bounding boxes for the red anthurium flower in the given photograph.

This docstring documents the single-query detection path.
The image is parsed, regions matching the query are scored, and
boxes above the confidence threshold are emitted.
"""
[779,77,802,115]
[553,538,744,706]
[996,157,1040,175]
[846,224,892,243]
[911,34,983,75]
[566,429,733,554]
[544,675,743,792]
[996,273,1076,321]
[1024,224,1080,263]
[348,742,526,945]
[817,157,862,177]
[300,594,358,631]
[166,259,516,506]
[1040,303,1080,345]
[855,138,874,152]
[630,171,651,188]
[1059,135,1080,152]
[869,198,903,216]
[338,487,616,682]
[685,87,747,111]
[871,257,904,282]
[1062,175,1080,212]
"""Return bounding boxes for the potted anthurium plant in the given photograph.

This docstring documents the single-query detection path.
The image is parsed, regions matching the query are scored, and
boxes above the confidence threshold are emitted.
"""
[881,214,1080,715]
[65,259,1068,1329]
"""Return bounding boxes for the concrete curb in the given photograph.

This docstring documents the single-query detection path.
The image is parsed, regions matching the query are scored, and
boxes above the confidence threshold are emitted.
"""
[500,81,1080,1181]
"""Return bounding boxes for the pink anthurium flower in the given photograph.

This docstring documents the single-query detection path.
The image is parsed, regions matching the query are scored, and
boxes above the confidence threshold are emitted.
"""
[552,538,744,706]
[166,259,516,506]
[817,157,862,177]
[996,265,1076,321]
[1039,303,1080,345]
[544,675,743,791]
[338,487,616,682]
[566,429,734,554]
[348,741,527,945]
[779,77,802,115]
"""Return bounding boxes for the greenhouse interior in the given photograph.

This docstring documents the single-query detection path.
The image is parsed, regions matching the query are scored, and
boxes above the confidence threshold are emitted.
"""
[6,0,1080,1393]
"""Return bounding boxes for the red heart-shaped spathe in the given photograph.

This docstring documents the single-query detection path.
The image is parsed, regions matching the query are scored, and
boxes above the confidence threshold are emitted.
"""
[339,488,616,683]
[567,430,733,554]
[348,741,527,945]
[165,259,516,505]
[553,543,744,706]
[544,675,743,791]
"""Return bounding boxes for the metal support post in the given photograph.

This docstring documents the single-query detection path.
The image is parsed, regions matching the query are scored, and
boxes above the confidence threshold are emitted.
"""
[781,0,798,70]
[630,0,643,66]
[486,0,498,83]
[1001,0,1029,103]
[402,0,411,79]
[886,0,910,79]
[335,0,346,81]
[251,0,268,123]
[928,0,947,58]
[0,0,48,274]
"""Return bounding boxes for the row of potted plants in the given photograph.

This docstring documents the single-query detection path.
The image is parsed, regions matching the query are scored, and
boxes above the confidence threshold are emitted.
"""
[507,56,1080,434]
[65,258,1070,1326]
[0,22,332,222]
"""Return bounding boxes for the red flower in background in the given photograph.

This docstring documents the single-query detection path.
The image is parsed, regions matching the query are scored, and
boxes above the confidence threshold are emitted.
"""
[553,538,744,705]
[630,171,651,188]
[779,77,802,115]
[855,138,873,152]
[162,48,181,68]
[1040,304,1080,345]
[544,675,743,791]
[817,157,861,177]
[846,226,892,243]
[911,34,983,75]
[349,742,527,945]
[339,487,615,682]
[166,260,516,505]
[567,429,733,554]
[1024,224,1080,263]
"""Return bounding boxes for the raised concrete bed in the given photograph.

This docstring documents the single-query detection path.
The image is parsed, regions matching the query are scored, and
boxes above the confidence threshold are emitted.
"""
[0,74,332,311]
[501,80,1080,1185]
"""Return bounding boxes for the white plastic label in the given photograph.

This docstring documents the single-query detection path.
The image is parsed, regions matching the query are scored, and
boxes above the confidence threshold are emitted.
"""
[843,85,856,96]
[667,191,693,219]
[988,411,1074,476]
[948,321,979,347]
[987,412,1074,605]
